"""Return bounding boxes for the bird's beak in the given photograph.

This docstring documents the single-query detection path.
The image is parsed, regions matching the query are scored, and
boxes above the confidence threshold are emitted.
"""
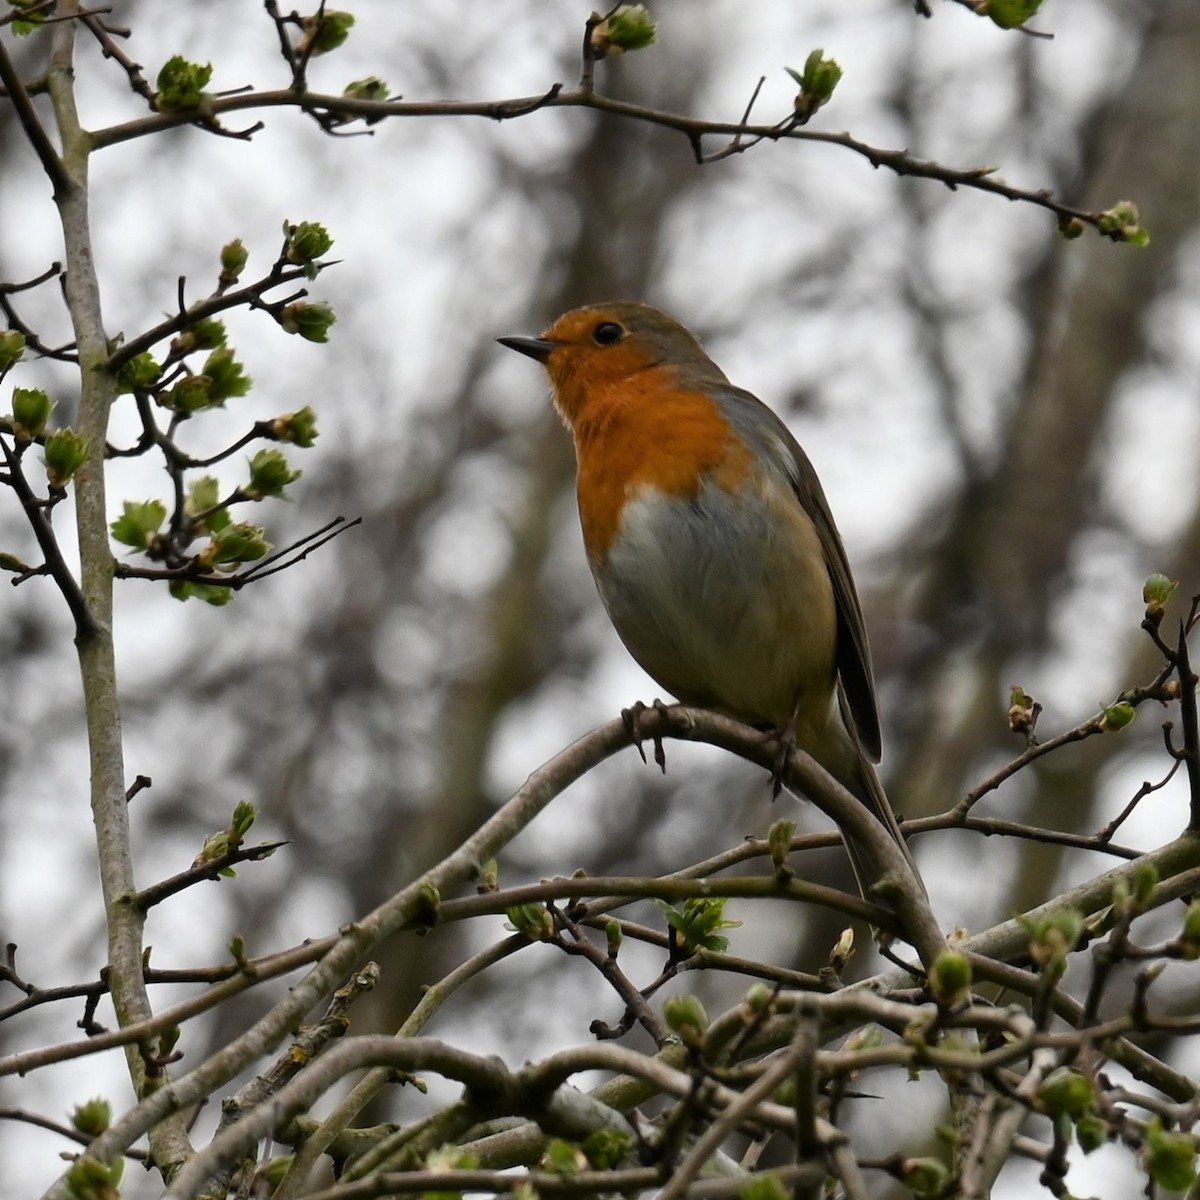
[497,335,556,363]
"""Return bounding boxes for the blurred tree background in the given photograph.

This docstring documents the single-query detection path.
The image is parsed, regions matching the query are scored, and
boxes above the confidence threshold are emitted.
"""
[2,2,1199,1196]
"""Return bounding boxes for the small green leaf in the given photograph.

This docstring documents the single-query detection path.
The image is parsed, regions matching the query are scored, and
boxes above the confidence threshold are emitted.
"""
[155,55,213,111]
[505,902,554,940]
[982,0,1045,29]
[1076,1114,1110,1155]
[71,1097,112,1137]
[1143,573,1177,622]
[43,429,89,487]
[1142,1118,1197,1192]
[1101,701,1136,731]
[0,329,26,371]
[299,9,355,55]
[767,817,795,873]
[185,475,231,535]
[271,406,319,447]
[169,578,234,606]
[930,950,972,1010]
[786,49,843,120]
[219,240,248,286]
[280,301,337,342]
[591,5,656,57]
[283,220,334,276]
[343,75,389,103]
[900,1157,950,1197]
[11,387,53,440]
[111,499,168,551]
[200,522,270,569]
[244,449,301,500]
[582,1128,631,1170]
[657,896,741,954]
[738,1174,789,1200]
[115,351,162,394]
[1097,200,1151,247]
[663,993,709,1041]
[203,348,251,402]
[1036,1068,1094,1120]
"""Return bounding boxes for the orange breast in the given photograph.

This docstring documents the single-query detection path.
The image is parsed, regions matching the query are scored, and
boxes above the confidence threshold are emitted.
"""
[569,369,753,561]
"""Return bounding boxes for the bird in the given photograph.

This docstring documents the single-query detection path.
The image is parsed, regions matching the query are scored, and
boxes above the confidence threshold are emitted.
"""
[498,302,920,897]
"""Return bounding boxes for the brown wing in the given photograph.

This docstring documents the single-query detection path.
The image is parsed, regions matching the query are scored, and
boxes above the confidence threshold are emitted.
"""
[713,385,882,761]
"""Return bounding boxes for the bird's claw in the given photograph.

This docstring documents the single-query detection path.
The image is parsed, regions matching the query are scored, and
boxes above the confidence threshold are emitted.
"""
[621,699,669,773]
[766,724,796,798]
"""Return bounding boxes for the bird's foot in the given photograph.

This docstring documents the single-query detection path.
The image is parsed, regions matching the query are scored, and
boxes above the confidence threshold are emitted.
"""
[765,724,796,799]
[621,699,670,774]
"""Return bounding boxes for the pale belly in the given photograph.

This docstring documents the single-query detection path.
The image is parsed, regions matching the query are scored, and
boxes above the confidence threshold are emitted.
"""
[591,476,839,729]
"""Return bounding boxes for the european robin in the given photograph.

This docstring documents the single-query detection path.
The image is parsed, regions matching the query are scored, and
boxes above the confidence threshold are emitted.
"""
[499,302,918,895]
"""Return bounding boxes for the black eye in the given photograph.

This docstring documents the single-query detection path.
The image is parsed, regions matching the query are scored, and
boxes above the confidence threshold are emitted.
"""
[593,322,625,345]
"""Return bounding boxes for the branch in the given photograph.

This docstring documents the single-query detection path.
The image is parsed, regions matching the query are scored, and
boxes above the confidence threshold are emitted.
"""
[0,33,71,195]
[0,437,98,638]
[86,87,1125,238]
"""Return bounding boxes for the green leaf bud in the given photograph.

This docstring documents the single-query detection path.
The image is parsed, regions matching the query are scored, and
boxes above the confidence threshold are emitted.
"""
[115,351,162,395]
[172,319,228,357]
[43,428,89,488]
[899,1157,950,1197]
[64,1154,123,1200]
[930,949,972,1010]
[1076,1114,1110,1155]
[0,552,33,574]
[280,301,337,342]
[605,918,622,957]
[185,475,230,534]
[1141,1118,1197,1192]
[163,374,215,412]
[737,1173,789,1200]
[230,801,256,838]
[1132,862,1159,907]
[982,0,1045,29]
[1097,200,1151,247]
[1180,901,1200,960]
[219,239,248,287]
[11,386,53,441]
[742,982,773,1013]
[154,55,213,111]
[582,1128,632,1171]
[663,993,709,1040]
[786,49,844,120]
[271,406,319,447]
[1101,701,1136,731]
[244,448,301,500]
[343,75,389,103]
[202,347,251,403]
[263,1156,293,1190]
[201,521,271,569]
[299,10,356,56]
[657,896,740,954]
[1143,573,1177,624]
[1036,1067,1094,1119]
[283,220,334,272]
[1008,685,1038,734]
[71,1097,112,1136]
[591,6,657,57]
[1057,215,1086,239]
[767,817,795,873]
[841,1023,886,1053]
[505,902,554,940]
[111,499,168,551]
[0,329,26,371]
[169,578,234,606]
